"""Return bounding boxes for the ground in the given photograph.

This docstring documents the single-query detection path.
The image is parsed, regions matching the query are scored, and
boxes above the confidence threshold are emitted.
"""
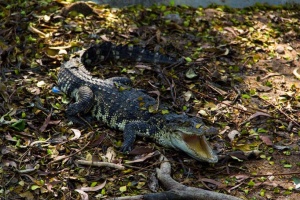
[0,1,300,199]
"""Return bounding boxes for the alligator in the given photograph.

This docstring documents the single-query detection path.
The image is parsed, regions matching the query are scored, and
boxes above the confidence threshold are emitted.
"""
[57,42,218,163]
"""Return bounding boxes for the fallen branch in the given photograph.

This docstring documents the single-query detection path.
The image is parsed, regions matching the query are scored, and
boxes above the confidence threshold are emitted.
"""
[75,160,125,170]
[108,155,242,200]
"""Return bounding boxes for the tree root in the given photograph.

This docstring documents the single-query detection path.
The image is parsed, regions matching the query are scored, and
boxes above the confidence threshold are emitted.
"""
[108,154,242,200]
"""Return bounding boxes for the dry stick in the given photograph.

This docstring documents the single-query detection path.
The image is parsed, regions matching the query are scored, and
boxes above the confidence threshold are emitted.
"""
[75,160,125,170]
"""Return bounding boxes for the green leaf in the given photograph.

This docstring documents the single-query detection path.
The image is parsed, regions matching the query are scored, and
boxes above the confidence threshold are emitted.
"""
[265,81,272,87]
[21,112,26,118]
[15,139,21,147]
[136,181,145,189]
[160,5,166,11]
[91,182,98,187]
[185,68,198,79]
[273,187,280,193]
[47,149,52,155]
[27,35,37,43]
[119,186,127,192]
[241,94,251,99]
[19,180,25,186]
[283,150,291,156]
[185,57,192,62]
[257,128,267,133]
[247,180,255,187]
[11,119,26,131]
[101,188,106,195]
[62,95,70,104]
[183,20,190,27]
[169,0,175,6]
[31,185,40,190]
[260,189,265,196]
[51,103,62,109]
[161,109,169,115]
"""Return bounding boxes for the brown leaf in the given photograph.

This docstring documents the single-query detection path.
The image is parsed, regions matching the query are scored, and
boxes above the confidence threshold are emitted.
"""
[19,191,34,200]
[4,133,17,142]
[89,134,106,147]
[70,128,81,140]
[126,151,160,164]
[3,159,17,168]
[0,82,9,102]
[201,178,226,189]
[105,147,116,162]
[100,35,110,42]
[156,29,161,43]
[260,135,273,146]
[39,112,52,132]
[228,130,240,142]
[48,120,61,125]
[128,146,154,155]
[74,189,88,200]
[247,111,271,121]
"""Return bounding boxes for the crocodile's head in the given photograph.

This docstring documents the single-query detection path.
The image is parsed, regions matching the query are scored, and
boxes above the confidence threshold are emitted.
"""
[163,114,218,163]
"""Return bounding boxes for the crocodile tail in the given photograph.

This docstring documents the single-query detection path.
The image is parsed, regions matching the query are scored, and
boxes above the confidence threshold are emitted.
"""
[81,42,182,68]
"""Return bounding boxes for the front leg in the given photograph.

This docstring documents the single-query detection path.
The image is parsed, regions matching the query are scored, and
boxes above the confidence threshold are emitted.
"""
[120,121,158,152]
[66,85,94,124]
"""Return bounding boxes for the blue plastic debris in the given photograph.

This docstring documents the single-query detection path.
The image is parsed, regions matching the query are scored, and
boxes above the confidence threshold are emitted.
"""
[52,86,62,94]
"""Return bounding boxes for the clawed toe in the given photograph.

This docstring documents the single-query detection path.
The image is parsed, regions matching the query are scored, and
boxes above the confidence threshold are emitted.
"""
[120,145,132,153]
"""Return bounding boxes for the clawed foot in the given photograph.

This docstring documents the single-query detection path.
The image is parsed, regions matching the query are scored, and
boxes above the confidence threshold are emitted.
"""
[120,144,132,153]
[67,114,93,128]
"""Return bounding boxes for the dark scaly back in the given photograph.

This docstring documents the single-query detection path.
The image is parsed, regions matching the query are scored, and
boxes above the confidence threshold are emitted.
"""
[81,42,182,68]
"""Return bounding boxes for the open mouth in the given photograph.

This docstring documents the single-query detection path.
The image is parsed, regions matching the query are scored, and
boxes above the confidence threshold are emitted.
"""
[182,134,218,163]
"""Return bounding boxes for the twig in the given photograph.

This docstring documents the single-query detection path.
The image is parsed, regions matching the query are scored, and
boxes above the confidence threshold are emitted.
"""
[75,160,125,170]
[261,72,282,80]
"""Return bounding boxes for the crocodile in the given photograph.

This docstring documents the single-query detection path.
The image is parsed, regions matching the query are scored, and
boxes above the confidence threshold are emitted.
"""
[57,42,218,163]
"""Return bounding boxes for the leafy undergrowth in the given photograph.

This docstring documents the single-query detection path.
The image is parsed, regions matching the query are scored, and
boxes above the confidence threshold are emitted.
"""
[1,0,300,199]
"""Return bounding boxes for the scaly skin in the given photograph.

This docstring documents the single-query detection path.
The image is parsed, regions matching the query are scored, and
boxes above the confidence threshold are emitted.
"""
[57,42,218,163]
